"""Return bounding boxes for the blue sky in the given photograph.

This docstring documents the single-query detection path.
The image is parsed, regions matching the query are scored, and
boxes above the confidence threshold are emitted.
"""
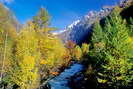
[1,0,120,29]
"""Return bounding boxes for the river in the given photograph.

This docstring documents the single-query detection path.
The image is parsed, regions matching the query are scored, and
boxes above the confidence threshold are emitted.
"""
[47,63,84,89]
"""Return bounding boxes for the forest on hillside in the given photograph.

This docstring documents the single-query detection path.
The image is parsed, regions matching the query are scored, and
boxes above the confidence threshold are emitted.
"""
[0,0,133,89]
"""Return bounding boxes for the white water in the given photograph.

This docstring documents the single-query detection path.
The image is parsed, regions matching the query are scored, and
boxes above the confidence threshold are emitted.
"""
[48,63,83,89]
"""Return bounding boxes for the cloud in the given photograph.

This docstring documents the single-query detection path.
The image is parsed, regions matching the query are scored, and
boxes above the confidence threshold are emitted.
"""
[0,0,13,4]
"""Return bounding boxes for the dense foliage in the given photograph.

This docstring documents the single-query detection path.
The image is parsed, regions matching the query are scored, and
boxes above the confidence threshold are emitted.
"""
[0,4,71,89]
[85,6,133,89]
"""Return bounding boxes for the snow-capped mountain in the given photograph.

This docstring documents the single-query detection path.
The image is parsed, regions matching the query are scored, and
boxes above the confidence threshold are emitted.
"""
[67,20,80,29]
[51,20,81,35]
[53,0,131,44]
[56,7,113,44]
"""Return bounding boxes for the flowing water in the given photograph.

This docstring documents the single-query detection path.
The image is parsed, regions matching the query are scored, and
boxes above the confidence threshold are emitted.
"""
[47,63,84,89]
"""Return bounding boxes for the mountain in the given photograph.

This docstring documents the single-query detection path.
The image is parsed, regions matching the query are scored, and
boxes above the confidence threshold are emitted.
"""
[57,8,112,44]
[53,0,132,44]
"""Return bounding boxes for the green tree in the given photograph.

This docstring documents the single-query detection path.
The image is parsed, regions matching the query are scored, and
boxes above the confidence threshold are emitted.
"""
[128,18,133,36]
[92,19,104,43]
[91,19,106,63]
[92,10,133,88]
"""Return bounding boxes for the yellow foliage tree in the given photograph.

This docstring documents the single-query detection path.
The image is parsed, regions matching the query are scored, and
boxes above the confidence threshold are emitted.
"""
[36,29,68,79]
[38,31,66,66]
[10,23,40,89]
[81,43,89,55]
[73,46,82,61]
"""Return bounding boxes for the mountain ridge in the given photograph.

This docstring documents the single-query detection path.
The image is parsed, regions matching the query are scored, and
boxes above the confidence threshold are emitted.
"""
[55,0,132,44]
[57,7,112,44]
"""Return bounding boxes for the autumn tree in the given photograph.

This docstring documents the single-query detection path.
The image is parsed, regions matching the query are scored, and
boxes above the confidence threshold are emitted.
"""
[81,43,89,56]
[0,4,17,88]
[0,3,76,89]
[73,45,82,61]
[33,7,50,29]
[0,32,14,84]
[9,22,40,89]
[32,7,70,81]
[65,40,76,59]
[0,3,17,37]
[62,48,71,66]
[37,29,67,78]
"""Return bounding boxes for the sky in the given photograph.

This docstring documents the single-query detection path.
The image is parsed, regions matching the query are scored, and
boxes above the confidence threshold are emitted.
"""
[0,0,120,29]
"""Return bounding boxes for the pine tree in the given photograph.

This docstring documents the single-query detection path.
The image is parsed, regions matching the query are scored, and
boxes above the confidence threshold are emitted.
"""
[128,18,133,36]
[92,19,105,43]
[92,10,133,88]
[91,19,106,62]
